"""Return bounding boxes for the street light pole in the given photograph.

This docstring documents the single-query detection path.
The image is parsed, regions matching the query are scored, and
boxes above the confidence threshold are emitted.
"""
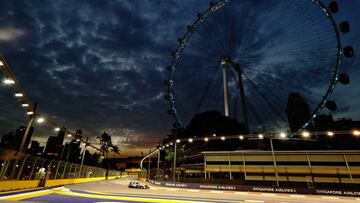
[147,148,151,180]
[79,137,88,178]
[19,102,38,154]
[172,142,177,182]
[269,137,279,187]
[221,60,230,117]
[157,149,160,179]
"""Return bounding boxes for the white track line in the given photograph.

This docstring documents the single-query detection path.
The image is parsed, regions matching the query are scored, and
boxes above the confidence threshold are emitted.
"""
[235,192,249,195]
[187,189,200,192]
[0,189,51,200]
[321,196,339,200]
[209,190,223,194]
[261,193,276,196]
[245,200,264,203]
[290,194,306,198]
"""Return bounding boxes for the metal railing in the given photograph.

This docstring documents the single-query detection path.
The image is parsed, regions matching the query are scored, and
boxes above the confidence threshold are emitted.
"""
[0,155,118,181]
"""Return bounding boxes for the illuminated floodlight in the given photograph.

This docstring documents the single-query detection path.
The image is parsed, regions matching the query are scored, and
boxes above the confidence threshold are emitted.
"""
[54,127,61,132]
[0,61,4,66]
[302,131,310,138]
[22,103,29,107]
[166,144,169,147]
[258,134,264,139]
[212,133,216,137]
[280,132,287,138]
[76,139,80,142]
[176,139,181,143]
[67,134,72,137]
[3,79,15,84]
[327,131,334,136]
[188,138,193,143]
[36,117,45,123]
[15,93,23,97]
[353,130,360,136]
[239,135,244,140]
[162,146,165,149]
[220,136,226,141]
[27,111,34,115]
[204,137,209,142]
[169,142,173,146]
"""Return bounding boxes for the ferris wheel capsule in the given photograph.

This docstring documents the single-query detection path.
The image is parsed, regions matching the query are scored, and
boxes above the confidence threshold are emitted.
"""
[339,21,350,33]
[343,46,354,58]
[328,2,338,13]
[339,73,350,85]
[326,101,337,111]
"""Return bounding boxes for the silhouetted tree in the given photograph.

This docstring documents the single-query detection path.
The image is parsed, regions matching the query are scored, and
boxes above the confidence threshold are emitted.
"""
[97,132,120,178]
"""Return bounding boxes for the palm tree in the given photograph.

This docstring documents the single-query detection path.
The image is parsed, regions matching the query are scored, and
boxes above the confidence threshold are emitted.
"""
[96,132,120,179]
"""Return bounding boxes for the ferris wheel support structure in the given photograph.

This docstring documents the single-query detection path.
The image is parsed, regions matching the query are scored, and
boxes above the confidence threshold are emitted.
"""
[221,56,249,130]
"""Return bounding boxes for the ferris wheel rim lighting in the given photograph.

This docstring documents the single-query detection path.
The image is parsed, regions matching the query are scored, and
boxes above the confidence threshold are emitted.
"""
[3,78,15,84]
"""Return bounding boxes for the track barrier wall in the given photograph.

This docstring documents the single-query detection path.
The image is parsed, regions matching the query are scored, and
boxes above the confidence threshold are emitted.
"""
[45,176,118,187]
[0,180,40,191]
[0,176,119,191]
[149,179,360,197]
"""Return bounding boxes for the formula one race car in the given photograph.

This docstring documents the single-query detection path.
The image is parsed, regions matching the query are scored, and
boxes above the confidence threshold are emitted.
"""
[128,182,150,189]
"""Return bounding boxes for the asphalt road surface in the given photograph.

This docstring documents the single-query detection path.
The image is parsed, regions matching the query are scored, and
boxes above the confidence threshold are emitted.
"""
[0,177,359,202]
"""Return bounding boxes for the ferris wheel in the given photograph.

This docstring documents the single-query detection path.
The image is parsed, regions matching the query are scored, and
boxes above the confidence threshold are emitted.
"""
[165,0,353,135]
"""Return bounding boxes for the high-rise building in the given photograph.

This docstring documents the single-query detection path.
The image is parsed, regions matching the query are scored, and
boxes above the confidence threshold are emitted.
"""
[0,126,33,151]
[44,136,63,158]
[0,132,15,149]
[44,127,68,159]
[63,140,81,163]
[57,127,66,145]
[28,140,44,155]
[286,93,311,132]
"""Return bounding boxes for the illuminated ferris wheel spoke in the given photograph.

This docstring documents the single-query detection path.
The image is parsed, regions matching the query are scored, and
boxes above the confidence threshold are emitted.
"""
[193,65,220,115]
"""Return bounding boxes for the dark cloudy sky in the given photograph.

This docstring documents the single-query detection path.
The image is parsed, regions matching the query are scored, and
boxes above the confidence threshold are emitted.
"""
[0,0,359,156]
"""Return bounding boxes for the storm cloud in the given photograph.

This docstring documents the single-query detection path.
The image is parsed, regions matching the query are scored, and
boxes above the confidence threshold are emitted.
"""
[0,0,359,156]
